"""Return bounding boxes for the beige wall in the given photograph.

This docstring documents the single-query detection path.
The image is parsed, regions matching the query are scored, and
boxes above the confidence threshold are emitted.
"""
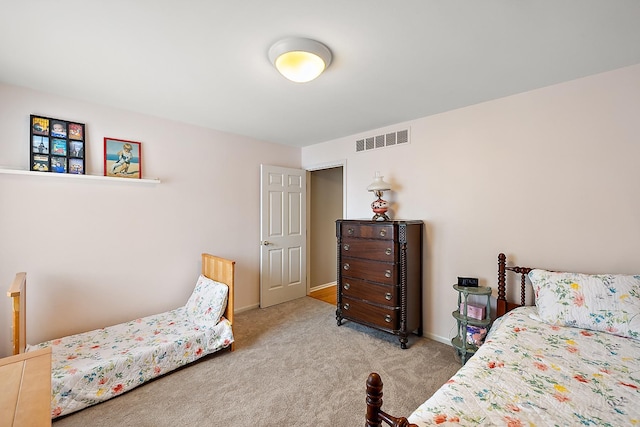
[0,83,300,357]
[301,64,640,344]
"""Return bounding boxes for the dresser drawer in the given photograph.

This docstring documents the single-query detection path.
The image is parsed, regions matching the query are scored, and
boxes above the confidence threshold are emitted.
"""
[341,257,397,285]
[341,297,399,330]
[341,223,394,240]
[340,277,398,306]
[341,238,397,262]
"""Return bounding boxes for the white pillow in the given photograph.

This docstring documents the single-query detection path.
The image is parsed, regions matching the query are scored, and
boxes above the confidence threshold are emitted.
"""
[529,269,640,340]
[185,274,228,327]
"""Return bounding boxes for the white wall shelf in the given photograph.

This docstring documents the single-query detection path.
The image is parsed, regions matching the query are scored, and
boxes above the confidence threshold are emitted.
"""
[0,167,161,184]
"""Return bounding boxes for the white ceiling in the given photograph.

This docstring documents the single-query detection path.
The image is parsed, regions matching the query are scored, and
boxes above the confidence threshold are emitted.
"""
[1,1,639,147]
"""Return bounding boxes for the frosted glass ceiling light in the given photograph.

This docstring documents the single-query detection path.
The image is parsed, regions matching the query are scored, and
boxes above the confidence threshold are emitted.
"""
[269,37,332,83]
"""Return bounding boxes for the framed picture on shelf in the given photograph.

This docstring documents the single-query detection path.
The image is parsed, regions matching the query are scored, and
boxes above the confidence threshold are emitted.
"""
[30,115,85,174]
[69,158,84,174]
[32,154,49,172]
[104,137,142,179]
[31,117,49,136]
[69,141,84,158]
[69,123,84,140]
[51,139,67,156]
[32,135,49,154]
[51,156,67,173]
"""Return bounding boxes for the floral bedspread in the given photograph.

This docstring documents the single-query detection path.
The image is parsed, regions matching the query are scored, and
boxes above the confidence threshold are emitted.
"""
[28,307,233,418]
[408,306,640,426]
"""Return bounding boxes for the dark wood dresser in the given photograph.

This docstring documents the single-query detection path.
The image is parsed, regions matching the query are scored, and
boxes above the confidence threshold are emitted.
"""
[336,219,423,348]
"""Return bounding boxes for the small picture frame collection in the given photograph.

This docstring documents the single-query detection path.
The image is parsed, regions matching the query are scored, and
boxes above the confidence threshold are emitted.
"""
[30,115,85,174]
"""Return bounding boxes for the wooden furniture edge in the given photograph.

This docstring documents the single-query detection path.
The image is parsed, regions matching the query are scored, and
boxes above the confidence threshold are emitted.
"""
[0,347,52,427]
[7,272,27,355]
[201,253,236,351]
[0,346,51,367]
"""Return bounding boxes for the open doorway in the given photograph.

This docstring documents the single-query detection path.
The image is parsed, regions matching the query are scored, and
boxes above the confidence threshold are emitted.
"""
[308,166,344,298]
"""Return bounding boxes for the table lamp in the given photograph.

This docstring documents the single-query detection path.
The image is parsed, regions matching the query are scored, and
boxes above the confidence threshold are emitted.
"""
[366,172,391,221]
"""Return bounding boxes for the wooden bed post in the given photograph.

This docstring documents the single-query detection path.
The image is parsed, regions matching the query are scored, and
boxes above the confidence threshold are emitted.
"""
[366,373,385,427]
[497,253,534,317]
[497,253,507,317]
[366,373,418,427]
[7,272,27,355]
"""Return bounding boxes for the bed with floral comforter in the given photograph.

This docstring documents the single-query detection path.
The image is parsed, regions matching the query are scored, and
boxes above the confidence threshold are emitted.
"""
[29,307,233,418]
[20,263,235,419]
[367,263,640,427]
[407,305,640,426]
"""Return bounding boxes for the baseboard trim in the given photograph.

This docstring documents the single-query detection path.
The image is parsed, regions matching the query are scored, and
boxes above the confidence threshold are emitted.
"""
[309,281,336,291]
[423,332,452,347]
[234,303,259,314]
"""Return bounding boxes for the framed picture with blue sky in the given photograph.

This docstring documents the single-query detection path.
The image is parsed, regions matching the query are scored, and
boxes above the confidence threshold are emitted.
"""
[104,137,142,179]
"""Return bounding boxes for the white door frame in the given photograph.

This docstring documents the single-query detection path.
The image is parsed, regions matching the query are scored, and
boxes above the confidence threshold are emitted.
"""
[305,159,347,294]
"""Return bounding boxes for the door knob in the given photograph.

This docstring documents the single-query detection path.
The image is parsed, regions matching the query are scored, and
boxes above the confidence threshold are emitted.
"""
[262,241,273,246]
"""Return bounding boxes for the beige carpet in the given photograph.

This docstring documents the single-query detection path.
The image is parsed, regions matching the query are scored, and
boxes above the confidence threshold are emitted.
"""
[53,297,460,426]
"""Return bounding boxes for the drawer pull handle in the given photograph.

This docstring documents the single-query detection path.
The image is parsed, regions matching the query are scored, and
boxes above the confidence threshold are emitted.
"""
[343,283,350,290]
[347,228,354,235]
[385,248,392,256]
[384,315,392,323]
[385,270,392,278]
[343,263,350,271]
[343,303,350,310]
[385,292,392,301]
[379,229,387,237]
[343,244,350,251]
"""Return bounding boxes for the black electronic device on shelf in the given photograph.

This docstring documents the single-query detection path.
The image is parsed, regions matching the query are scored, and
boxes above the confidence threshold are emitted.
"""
[457,277,478,287]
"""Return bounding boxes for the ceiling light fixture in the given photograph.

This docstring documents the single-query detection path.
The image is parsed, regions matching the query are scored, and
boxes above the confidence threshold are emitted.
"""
[268,37,332,83]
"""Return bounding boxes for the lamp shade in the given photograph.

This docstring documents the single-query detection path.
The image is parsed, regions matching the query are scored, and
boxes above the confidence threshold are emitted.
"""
[367,173,391,192]
[269,38,332,83]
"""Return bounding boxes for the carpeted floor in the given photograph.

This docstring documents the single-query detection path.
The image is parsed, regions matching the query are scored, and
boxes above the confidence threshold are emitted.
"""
[53,297,460,426]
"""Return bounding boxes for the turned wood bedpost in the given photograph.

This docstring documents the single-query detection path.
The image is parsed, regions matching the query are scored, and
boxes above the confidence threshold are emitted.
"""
[520,272,527,307]
[366,373,384,427]
[366,373,418,427]
[497,253,533,317]
[497,253,507,317]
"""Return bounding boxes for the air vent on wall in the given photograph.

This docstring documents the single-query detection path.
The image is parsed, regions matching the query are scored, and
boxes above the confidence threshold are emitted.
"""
[355,128,410,152]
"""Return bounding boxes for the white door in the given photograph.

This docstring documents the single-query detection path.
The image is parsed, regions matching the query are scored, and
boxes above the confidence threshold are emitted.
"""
[260,164,307,308]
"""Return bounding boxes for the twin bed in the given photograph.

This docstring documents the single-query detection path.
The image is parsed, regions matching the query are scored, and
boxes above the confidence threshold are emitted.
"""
[6,253,235,419]
[366,253,640,426]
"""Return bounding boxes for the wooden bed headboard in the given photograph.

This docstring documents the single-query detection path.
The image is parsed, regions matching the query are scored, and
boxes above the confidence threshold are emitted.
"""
[7,253,236,356]
[201,253,236,352]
